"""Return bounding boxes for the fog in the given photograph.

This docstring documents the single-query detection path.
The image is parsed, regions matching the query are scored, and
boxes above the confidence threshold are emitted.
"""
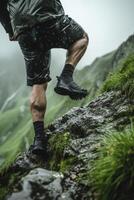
[0,0,134,68]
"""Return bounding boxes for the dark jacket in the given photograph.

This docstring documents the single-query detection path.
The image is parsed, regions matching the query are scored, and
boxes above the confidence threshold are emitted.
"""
[8,0,65,38]
[0,0,13,36]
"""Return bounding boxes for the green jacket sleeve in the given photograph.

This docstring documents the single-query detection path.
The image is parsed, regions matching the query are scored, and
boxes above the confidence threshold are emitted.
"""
[0,0,13,36]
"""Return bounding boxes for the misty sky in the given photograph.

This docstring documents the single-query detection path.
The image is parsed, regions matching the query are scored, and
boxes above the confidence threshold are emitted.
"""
[0,0,134,68]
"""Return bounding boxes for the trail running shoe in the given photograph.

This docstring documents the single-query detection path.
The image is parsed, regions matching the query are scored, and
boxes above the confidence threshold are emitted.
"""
[54,76,88,100]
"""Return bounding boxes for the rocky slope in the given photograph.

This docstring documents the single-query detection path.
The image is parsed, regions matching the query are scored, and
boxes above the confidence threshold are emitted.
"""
[0,35,134,200]
[1,88,133,200]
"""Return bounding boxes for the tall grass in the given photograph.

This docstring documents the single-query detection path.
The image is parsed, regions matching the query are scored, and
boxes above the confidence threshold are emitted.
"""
[90,128,134,200]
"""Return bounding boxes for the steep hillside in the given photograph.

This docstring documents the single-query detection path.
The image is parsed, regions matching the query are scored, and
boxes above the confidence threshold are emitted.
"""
[0,53,134,199]
[0,34,134,175]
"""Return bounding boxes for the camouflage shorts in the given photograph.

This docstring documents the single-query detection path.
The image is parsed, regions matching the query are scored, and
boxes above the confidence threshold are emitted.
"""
[18,15,85,86]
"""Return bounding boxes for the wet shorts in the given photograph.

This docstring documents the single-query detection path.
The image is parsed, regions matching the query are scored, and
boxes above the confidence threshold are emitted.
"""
[18,15,85,86]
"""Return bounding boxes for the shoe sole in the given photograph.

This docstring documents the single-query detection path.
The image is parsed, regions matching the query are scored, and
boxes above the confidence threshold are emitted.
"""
[54,87,88,100]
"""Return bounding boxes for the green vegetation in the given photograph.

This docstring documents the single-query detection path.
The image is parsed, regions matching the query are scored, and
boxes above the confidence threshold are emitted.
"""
[48,132,77,172]
[49,132,71,157]
[102,54,134,99]
[0,106,33,173]
[89,128,134,200]
[60,157,77,173]
[0,187,7,200]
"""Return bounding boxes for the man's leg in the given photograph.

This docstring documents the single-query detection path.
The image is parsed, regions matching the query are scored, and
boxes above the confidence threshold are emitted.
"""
[52,15,89,99]
[54,32,89,100]
[65,33,89,67]
[60,32,89,83]
[30,83,48,154]
[18,30,51,154]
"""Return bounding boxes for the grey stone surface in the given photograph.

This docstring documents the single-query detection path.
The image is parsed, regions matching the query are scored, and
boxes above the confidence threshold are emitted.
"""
[7,168,64,200]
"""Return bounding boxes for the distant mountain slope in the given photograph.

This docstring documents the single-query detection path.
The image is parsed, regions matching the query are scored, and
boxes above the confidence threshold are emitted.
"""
[76,34,134,97]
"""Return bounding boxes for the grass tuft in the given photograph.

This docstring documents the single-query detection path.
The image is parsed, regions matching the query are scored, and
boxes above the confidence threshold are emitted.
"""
[89,128,134,200]
[48,132,76,172]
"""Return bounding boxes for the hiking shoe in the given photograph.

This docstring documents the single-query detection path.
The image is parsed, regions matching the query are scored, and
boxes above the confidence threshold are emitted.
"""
[54,76,88,100]
[31,136,47,155]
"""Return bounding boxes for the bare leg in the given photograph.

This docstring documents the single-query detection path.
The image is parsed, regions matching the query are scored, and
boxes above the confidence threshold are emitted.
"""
[30,83,47,123]
[65,33,89,68]
[29,83,48,154]
[55,33,89,100]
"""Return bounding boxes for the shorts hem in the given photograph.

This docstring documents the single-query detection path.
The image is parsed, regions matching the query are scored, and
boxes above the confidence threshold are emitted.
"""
[27,77,52,86]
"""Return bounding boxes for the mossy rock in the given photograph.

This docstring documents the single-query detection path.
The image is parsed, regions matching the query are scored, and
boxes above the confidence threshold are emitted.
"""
[60,156,77,173]
[48,132,77,173]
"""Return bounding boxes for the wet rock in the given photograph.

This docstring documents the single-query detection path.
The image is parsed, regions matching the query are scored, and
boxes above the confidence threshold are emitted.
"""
[11,151,47,173]
[7,168,64,200]
[4,91,134,200]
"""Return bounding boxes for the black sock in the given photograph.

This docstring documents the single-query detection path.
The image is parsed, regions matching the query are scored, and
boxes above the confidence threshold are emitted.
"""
[60,64,75,79]
[33,121,44,138]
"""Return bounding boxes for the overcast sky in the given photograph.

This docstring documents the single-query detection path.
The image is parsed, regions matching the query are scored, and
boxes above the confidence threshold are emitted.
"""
[0,0,134,68]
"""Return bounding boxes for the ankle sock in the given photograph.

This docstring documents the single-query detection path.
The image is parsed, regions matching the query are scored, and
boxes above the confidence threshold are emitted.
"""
[61,64,75,79]
[33,121,44,138]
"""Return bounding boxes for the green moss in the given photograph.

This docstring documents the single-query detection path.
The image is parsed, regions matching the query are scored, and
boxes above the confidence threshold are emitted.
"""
[60,157,77,173]
[49,132,71,157]
[89,128,134,200]
[0,187,7,200]
[102,54,134,98]
[49,132,71,170]
[48,132,77,172]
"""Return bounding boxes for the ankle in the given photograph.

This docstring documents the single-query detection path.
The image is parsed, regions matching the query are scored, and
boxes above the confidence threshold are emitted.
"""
[60,64,75,78]
[33,121,44,138]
